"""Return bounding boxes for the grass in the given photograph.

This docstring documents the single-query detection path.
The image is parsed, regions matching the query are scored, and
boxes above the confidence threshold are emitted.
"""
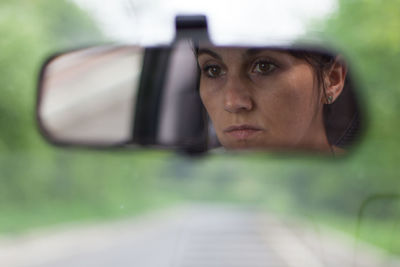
[0,149,181,235]
[296,212,400,256]
[1,146,399,260]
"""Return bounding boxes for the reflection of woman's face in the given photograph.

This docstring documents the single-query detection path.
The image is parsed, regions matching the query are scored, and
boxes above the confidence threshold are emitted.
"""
[197,47,329,150]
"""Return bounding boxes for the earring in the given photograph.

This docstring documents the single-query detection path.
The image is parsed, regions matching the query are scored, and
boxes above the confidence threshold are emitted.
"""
[327,95,333,104]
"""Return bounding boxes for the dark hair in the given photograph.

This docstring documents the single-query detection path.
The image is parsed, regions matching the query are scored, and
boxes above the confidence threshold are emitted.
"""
[289,50,360,148]
[289,50,336,100]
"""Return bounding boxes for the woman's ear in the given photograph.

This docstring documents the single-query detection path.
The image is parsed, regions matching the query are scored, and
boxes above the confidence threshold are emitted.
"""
[324,56,347,104]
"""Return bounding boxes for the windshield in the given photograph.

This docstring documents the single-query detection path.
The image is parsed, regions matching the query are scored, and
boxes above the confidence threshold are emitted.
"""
[1,0,399,267]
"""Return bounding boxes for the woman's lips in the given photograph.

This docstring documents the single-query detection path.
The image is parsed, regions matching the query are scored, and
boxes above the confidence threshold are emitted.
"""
[223,125,263,140]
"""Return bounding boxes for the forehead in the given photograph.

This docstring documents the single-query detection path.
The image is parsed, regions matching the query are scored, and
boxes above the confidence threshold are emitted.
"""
[196,46,292,60]
[196,47,303,68]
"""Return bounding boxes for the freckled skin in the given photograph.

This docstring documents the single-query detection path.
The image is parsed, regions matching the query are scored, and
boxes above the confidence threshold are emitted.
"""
[198,47,330,151]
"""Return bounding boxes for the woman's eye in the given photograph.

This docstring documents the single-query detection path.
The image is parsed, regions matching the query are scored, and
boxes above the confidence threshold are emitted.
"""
[251,61,276,75]
[203,65,224,78]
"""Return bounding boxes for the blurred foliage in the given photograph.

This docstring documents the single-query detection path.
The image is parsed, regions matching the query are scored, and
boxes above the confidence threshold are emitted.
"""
[319,0,400,251]
[325,0,400,141]
[158,0,400,254]
[0,0,399,257]
[0,0,174,232]
[0,0,103,150]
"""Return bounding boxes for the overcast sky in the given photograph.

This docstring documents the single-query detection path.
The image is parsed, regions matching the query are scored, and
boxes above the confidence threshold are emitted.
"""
[72,0,337,45]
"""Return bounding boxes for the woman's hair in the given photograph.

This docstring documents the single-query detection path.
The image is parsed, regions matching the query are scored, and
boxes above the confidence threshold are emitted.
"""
[288,50,360,148]
[289,50,336,100]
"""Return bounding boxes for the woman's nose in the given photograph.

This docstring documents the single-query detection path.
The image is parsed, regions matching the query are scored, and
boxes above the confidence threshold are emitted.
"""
[223,77,253,113]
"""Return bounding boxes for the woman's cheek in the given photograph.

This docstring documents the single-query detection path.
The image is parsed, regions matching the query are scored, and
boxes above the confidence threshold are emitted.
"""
[200,79,225,108]
[200,85,221,124]
[201,89,227,138]
[258,82,307,135]
[200,78,224,94]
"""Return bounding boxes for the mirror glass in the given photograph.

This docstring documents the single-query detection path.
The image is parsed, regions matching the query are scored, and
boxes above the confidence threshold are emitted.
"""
[37,43,363,154]
[38,46,143,145]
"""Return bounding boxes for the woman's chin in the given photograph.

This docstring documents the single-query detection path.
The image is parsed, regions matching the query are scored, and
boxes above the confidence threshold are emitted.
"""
[219,138,301,151]
[221,139,265,150]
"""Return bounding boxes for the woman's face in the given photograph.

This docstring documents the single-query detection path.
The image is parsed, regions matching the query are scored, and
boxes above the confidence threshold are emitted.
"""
[197,47,329,150]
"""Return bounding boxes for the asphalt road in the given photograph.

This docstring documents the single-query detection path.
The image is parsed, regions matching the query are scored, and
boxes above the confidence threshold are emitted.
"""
[1,205,399,267]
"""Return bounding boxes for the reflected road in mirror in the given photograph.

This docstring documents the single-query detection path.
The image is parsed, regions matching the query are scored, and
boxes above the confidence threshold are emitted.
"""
[39,46,143,145]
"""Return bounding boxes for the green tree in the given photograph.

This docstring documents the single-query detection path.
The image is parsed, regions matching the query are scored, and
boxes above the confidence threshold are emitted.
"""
[0,0,103,151]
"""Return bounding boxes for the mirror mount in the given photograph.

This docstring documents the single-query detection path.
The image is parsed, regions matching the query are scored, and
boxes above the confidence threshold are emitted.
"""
[174,15,210,44]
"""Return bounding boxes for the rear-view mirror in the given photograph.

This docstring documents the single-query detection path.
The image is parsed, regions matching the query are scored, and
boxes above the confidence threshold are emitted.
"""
[38,41,207,152]
[37,16,363,155]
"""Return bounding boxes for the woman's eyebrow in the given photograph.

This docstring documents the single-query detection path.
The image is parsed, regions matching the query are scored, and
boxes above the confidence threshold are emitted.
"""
[244,48,277,58]
[197,48,222,60]
[243,48,282,61]
[245,48,264,56]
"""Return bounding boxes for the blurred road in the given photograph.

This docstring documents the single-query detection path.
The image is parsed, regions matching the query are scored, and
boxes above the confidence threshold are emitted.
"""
[1,205,399,267]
